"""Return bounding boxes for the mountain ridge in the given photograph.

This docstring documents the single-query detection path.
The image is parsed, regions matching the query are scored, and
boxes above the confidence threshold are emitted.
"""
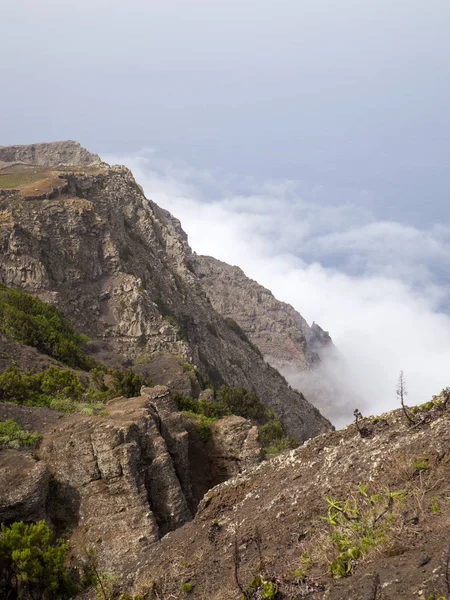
[0,140,330,441]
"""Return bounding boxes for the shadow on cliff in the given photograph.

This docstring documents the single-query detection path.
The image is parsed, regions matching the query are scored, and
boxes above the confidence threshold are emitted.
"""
[46,477,81,538]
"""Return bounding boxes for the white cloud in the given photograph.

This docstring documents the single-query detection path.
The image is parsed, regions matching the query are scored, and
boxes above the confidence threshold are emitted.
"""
[106,152,450,425]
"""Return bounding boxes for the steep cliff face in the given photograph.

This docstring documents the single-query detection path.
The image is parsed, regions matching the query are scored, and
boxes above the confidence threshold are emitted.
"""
[0,141,330,441]
[192,255,359,423]
[193,255,331,372]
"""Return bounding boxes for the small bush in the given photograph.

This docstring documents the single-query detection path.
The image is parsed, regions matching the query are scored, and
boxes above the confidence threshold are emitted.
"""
[181,410,215,442]
[180,581,194,593]
[322,484,407,578]
[110,367,149,398]
[0,419,41,449]
[241,575,278,599]
[258,418,297,454]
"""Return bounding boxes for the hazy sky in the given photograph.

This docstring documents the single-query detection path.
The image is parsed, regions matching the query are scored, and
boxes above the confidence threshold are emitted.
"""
[2,0,450,224]
[3,1,450,419]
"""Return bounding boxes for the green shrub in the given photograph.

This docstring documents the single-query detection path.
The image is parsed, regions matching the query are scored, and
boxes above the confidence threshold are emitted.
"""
[215,386,268,421]
[175,387,296,454]
[181,410,215,442]
[180,581,194,593]
[174,393,202,414]
[0,283,96,370]
[258,418,297,454]
[110,367,149,398]
[0,521,76,598]
[0,363,84,405]
[0,419,41,449]
[241,575,278,599]
[0,363,150,412]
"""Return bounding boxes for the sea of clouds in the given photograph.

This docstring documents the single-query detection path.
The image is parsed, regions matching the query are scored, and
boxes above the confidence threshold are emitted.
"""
[105,150,450,427]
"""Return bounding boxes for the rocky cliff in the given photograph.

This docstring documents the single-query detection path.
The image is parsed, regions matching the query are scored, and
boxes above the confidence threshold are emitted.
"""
[0,141,330,441]
[193,256,331,372]
[193,255,359,423]
[0,141,103,168]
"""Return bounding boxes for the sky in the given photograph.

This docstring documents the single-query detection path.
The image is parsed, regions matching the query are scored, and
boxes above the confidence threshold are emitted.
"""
[2,1,450,422]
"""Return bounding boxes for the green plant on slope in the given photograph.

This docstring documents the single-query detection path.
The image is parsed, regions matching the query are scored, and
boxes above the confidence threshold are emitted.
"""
[322,484,407,578]
[110,367,149,398]
[0,363,150,412]
[258,417,297,454]
[0,521,76,599]
[241,575,278,599]
[0,282,97,371]
[0,419,41,449]
[180,581,194,593]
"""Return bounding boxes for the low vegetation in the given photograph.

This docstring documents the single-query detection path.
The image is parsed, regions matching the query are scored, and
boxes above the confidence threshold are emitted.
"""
[174,385,297,454]
[321,485,407,578]
[0,283,97,370]
[0,418,41,449]
[0,363,150,414]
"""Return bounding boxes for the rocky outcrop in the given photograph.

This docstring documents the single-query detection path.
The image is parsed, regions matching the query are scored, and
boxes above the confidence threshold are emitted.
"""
[37,386,192,573]
[0,450,49,524]
[0,386,265,577]
[0,141,102,168]
[0,143,331,442]
[208,415,263,477]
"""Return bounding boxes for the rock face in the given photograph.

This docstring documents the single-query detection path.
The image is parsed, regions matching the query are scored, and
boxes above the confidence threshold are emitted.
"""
[0,140,102,167]
[0,450,49,524]
[193,255,331,372]
[0,142,331,442]
[38,386,192,573]
[208,415,263,477]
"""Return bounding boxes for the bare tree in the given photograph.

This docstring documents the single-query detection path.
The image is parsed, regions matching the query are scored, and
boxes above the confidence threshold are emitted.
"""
[397,370,414,423]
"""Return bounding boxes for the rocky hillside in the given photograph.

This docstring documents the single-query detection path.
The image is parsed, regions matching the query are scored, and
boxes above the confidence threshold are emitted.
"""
[0,141,330,442]
[2,386,448,600]
[193,255,331,372]
[193,255,359,423]
[136,393,450,600]
[0,142,448,600]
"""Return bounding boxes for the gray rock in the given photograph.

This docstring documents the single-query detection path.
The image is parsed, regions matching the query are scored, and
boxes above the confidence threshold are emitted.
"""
[0,140,102,167]
[0,449,49,523]
[37,387,193,574]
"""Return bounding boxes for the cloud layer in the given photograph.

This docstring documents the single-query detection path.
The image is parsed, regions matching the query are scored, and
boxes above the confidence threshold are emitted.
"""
[106,151,450,425]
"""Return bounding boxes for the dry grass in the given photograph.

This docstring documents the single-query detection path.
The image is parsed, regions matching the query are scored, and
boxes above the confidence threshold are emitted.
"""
[0,167,52,189]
